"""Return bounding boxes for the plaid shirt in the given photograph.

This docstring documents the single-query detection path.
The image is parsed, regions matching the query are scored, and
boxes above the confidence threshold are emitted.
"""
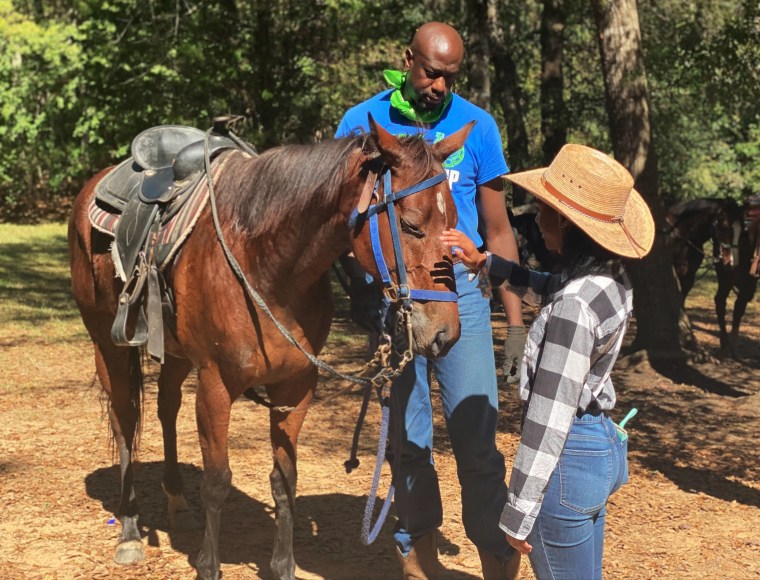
[486,255,633,540]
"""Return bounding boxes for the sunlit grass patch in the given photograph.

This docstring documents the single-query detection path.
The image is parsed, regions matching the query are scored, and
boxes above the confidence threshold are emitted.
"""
[0,223,86,342]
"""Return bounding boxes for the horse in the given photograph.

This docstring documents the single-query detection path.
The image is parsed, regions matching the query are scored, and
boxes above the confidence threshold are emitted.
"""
[509,201,558,272]
[68,117,471,580]
[664,197,741,303]
[712,197,760,358]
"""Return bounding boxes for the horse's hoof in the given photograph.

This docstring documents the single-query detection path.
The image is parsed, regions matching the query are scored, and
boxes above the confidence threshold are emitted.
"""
[170,508,202,531]
[114,539,145,565]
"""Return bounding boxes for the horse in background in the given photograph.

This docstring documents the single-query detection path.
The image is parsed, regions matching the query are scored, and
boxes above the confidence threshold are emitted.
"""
[69,118,470,580]
[665,196,760,359]
[509,202,558,272]
[664,197,741,303]
[712,196,760,358]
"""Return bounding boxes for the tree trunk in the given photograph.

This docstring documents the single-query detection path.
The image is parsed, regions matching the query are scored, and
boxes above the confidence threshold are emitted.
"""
[464,0,491,111]
[487,0,531,182]
[592,0,683,359]
[540,0,566,163]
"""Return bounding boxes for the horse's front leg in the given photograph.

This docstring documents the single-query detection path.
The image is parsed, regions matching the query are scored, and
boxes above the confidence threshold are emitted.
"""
[267,371,316,580]
[157,355,199,530]
[194,366,233,580]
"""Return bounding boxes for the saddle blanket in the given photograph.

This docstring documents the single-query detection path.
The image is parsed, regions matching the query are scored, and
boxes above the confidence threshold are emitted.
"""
[88,150,240,275]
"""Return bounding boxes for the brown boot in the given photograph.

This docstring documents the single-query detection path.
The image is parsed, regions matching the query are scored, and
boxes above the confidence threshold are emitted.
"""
[395,531,440,579]
[477,548,522,580]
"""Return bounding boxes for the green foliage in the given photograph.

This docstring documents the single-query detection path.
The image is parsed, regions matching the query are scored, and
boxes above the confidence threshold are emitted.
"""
[640,0,760,204]
[0,0,83,216]
[0,0,757,221]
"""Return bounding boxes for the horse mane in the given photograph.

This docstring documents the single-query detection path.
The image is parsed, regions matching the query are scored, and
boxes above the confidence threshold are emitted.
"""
[215,133,441,237]
[668,197,724,218]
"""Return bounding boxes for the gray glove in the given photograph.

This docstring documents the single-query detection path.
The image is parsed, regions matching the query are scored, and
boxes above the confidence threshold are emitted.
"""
[503,325,527,384]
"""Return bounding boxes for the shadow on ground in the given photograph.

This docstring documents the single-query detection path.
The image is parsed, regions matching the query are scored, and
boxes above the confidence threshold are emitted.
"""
[84,462,479,579]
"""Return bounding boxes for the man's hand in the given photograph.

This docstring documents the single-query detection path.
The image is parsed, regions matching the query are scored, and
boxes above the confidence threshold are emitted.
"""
[349,276,386,333]
[503,325,526,383]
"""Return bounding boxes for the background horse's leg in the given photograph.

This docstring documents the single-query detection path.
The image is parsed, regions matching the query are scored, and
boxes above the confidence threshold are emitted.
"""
[728,276,758,359]
[194,366,233,580]
[157,355,198,530]
[714,269,733,357]
[93,342,145,565]
[267,371,316,580]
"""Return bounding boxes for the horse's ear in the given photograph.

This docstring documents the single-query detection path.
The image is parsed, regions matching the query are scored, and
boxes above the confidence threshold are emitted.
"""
[432,121,476,162]
[368,113,404,167]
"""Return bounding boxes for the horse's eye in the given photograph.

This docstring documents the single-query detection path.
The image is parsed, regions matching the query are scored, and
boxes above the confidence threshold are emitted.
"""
[400,218,425,238]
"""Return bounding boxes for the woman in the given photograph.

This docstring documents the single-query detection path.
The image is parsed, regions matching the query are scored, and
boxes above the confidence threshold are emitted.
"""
[441,144,655,580]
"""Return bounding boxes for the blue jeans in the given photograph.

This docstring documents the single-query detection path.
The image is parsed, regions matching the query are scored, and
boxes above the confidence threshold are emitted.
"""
[391,263,513,561]
[527,411,628,580]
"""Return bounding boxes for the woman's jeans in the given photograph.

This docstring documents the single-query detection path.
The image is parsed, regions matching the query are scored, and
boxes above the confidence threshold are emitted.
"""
[390,263,513,561]
[527,411,629,580]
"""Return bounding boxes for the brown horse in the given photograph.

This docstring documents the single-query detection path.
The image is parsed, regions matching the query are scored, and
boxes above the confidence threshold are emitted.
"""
[68,118,469,579]
[713,199,760,359]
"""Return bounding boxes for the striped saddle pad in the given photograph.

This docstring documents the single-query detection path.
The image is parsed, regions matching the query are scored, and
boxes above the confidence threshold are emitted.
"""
[88,151,237,277]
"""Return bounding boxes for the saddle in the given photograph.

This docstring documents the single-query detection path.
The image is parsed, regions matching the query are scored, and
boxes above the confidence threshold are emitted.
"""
[90,120,257,363]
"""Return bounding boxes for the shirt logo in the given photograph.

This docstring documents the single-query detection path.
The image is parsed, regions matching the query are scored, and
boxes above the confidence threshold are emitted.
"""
[434,132,465,169]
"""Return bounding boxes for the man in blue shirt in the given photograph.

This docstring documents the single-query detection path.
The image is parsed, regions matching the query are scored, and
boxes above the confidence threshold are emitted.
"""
[337,22,523,579]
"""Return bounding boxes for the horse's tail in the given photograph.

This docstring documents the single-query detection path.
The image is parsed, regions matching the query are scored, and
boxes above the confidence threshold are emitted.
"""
[128,346,145,456]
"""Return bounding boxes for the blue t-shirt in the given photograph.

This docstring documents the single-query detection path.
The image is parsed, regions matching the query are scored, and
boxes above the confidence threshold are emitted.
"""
[336,90,509,247]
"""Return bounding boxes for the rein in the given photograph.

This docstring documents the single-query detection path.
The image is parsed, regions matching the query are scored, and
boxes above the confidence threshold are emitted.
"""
[202,129,454,393]
[203,130,458,544]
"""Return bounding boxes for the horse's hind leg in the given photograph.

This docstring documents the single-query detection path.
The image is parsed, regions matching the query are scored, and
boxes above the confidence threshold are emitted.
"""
[194,366,233,580]
[157,355,199,530]
[728,277,758,359]
[93,342,145,565]
[267,371,316,580]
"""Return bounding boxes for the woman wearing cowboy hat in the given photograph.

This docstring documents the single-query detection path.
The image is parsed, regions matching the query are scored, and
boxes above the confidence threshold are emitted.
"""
[441,144,655,580]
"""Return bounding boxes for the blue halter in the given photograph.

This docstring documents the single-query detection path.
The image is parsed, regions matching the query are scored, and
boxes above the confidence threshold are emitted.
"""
[349,166,458,308]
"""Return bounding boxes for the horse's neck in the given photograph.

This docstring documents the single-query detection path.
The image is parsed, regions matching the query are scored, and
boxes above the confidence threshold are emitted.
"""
[254,183,357,289]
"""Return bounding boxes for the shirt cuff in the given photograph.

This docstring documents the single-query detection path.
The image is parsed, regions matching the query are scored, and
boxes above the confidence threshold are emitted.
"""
[499,501,537,541]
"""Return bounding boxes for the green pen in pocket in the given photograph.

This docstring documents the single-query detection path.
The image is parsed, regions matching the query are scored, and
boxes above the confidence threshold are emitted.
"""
[615,408,637,442]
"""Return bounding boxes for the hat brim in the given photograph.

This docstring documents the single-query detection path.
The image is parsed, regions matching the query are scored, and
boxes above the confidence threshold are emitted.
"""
[506,168,655,259]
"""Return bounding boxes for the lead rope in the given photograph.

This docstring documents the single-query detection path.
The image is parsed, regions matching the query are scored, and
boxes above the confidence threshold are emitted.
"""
[203,129,413,542]
[203,129,389,395]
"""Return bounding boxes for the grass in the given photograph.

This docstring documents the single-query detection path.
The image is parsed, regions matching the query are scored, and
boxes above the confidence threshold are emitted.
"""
[0,222,87,344]
[0,221,366,352]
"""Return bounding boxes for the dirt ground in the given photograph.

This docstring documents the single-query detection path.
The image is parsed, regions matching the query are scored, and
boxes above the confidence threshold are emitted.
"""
[1,274,759,579]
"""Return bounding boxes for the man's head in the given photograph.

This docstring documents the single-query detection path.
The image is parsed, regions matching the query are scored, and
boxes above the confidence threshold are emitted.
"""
[403,22,464,112]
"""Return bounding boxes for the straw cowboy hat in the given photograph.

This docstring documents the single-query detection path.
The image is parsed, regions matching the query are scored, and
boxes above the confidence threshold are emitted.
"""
[506,144,655,258]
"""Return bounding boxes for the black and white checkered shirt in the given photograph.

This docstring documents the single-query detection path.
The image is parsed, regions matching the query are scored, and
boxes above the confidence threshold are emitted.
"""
[486,255,633,540]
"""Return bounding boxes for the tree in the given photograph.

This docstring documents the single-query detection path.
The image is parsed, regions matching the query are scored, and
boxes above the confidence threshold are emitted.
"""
[592,0,683,358]
[540,0,567,163]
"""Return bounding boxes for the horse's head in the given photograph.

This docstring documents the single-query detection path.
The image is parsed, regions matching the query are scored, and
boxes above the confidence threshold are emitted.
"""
[347,116,473,359]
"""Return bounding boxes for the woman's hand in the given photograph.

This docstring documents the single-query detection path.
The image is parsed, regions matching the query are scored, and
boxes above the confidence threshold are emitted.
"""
[440,229,487,271]
[506,534,533,555]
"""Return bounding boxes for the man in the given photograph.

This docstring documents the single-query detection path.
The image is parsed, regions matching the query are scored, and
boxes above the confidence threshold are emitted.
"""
[336,22,524,579]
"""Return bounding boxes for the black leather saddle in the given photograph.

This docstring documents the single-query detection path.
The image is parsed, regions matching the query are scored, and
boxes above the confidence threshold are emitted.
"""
[93,121,256,363]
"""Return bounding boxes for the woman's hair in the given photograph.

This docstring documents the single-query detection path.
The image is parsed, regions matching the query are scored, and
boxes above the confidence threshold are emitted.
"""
[557,223,621,277]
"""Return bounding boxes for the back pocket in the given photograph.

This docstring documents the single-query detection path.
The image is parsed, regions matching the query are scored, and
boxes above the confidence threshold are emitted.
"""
[559,448,612,514]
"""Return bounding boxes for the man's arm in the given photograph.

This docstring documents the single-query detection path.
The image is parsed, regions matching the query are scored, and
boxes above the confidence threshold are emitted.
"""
[478,177,523,326]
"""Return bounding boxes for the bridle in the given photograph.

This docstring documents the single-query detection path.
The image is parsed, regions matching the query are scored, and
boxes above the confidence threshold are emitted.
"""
[348,163,458,307]
[346,160,458,388]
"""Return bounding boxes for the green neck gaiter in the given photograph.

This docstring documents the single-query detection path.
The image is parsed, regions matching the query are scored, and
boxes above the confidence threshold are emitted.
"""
[384,69,451,124]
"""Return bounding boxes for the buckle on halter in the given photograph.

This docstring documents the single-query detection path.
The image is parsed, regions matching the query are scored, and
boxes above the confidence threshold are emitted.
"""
[383,284,410,303]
